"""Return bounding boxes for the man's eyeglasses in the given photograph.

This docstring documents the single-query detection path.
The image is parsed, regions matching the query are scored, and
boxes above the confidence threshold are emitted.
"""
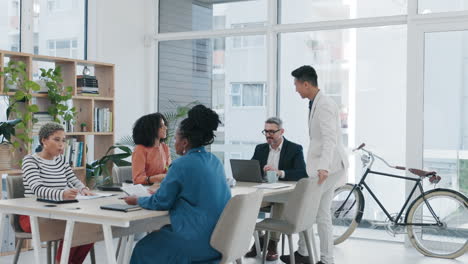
[261,129,281,135]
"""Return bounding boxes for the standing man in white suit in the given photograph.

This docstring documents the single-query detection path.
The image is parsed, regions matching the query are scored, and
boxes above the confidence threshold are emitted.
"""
[281,65,349,264]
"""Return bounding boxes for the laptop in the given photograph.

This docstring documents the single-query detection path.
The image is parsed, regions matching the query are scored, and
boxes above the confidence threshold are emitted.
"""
[97,183,123,192]
[230,159,266,183]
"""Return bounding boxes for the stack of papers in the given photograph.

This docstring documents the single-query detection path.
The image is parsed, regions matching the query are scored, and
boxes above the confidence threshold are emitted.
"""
[253,183,292,189]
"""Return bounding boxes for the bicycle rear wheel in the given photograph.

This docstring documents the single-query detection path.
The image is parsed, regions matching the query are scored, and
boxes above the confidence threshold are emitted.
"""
[331,184,364,245]
[406,189,468,259]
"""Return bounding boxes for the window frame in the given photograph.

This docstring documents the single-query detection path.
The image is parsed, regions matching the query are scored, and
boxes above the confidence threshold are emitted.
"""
[8,0,88,58]
[230,82,266,108]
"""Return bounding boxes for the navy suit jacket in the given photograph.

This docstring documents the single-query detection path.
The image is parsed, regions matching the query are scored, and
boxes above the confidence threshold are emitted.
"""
[251,138,308,181]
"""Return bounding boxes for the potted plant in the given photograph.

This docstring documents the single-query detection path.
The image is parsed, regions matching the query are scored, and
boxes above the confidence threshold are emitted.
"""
[80,122,87,132]
[39,67,77,125]
[0,60,40,151]
[0,119,21,169]
[86,144,132,188]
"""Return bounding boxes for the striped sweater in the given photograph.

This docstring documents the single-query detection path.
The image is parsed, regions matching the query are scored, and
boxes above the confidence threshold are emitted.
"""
[22,153,86,200]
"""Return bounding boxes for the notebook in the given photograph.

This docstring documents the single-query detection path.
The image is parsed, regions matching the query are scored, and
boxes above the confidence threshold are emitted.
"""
[100,204,142,212]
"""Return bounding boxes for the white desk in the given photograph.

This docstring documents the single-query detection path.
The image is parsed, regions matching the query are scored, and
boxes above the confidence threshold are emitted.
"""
[0,181,295,264]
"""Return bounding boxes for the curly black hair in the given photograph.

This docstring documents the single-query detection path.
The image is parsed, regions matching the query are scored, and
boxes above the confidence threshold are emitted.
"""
[178,105,221,148]
[132,113,168,147]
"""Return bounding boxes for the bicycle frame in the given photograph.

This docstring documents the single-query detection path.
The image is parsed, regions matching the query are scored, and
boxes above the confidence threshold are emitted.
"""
[344,149,442,228]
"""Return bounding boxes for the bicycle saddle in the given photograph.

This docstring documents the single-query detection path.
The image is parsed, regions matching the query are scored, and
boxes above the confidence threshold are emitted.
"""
[408,168,436,177]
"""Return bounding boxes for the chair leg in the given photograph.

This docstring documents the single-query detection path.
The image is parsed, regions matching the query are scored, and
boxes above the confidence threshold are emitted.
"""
[281,233,285,255]
[303,230,315,264]
[13,238,24,264]
[115,237,122,259]
[47,241,52,264]
[262,231,270,264]
[90,245,96,264]
[287,234,295,264]
[52,240,58,264]
[253,230,261,257]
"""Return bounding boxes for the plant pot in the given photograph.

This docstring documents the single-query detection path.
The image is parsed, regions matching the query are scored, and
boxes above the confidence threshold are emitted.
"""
[0,144,13,170]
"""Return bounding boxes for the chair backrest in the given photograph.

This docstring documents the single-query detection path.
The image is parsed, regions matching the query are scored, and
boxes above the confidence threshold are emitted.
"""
[210,190,264,264]
[6,175,26,232]
[282,178,321,233]
[112,166,133,184]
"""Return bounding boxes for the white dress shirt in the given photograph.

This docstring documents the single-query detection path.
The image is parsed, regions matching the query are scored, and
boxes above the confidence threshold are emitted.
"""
[266,138,285,178]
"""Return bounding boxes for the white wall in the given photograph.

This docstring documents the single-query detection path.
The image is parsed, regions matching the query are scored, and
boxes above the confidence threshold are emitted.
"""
[88,0,155,142]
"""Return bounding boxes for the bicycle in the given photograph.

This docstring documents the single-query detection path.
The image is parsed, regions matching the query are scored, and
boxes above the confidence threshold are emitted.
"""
[331,143,468,259]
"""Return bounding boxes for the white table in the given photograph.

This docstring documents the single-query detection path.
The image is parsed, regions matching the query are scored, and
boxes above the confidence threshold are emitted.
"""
[0,181,296,264]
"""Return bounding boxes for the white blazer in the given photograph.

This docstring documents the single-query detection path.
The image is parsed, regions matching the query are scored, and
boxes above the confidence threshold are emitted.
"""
[306,91,349,177]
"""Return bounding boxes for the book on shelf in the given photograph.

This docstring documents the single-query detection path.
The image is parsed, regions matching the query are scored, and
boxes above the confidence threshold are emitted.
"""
[77,87,99,92]
[64,138,84,167]
[76,75,97,79]
[94,107,112,132]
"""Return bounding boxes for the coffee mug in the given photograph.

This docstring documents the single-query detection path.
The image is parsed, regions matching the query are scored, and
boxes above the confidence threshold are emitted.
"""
[266,171,278,183]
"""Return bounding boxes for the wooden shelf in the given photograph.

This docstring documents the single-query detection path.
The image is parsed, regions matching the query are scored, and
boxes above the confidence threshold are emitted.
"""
[0,169,22,175]
[73,96,113,101]
[0,49,115,187]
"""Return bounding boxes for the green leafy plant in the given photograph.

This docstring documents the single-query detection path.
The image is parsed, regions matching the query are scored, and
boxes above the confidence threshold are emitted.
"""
[86,144,132,187]
[40,67,77,124]
[0,60,40,149]
[0,119,22,145]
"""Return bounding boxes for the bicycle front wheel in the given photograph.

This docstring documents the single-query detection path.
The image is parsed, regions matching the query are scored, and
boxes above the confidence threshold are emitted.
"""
[331,184,364,245]
[406,189,468,259]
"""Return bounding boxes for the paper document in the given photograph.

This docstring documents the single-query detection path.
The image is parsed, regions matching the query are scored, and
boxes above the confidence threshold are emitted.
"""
[253,183,292,189]
[121,184,151,197]
[76,193,115,200]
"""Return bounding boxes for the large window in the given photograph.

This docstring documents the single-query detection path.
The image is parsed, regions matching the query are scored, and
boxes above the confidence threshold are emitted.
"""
[0,0,87,58]
[423,30,468,196]
[280,0,407,24]
[158,35,267,175]
[159,0,267,33]
[33,0,86,59]
[156,0,468,243]
[0,0,20,51]
[418,0,468,14]
[279,26,407,240]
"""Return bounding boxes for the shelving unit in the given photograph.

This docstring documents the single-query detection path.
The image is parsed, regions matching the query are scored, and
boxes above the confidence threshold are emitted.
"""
[0,50,115,193]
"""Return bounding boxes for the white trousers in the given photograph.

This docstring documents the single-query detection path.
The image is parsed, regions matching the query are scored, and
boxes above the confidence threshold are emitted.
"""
[297,169,345,264]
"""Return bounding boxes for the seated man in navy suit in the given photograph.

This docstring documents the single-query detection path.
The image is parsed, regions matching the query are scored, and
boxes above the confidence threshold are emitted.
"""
[245,117,307,261]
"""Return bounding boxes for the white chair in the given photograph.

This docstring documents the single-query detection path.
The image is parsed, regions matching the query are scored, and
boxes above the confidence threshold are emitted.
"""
[112,165,133,184]
[6,176,96,264]
[210,190,264,264]
[255,178,320,264]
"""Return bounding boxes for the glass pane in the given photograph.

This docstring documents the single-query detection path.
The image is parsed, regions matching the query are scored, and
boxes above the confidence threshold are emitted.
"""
[279,25,407,240]
[158,36,267,176]
[418,0,468,14]
[242,84,264,106]
[231,83,240,94]
[423,30,468,196]
[280,0,407,24]
[159,0,267,33]
[33,0,86,59]
[0,0,21,51]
